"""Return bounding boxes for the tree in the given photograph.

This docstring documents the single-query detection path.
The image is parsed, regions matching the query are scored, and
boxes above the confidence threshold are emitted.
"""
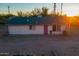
[17,11,24,17]
[41,7,48,16]
[31,8,41,16]
[24,12,32,17]
[0,14,15,22]
[4,14,15,19]
[0,14,14,25]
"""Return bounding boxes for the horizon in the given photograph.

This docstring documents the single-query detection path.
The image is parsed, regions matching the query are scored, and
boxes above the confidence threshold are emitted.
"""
[0,3,79,16]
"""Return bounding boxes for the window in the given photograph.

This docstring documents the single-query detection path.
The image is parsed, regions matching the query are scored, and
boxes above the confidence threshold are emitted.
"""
[29,25,35,30]
[57,25,61,31]
[52,25,61,31]
[52,25,56,31]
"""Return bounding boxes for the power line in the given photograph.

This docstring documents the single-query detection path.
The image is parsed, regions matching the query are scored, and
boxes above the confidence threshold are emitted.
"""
[61,3,63,15]
[53,3,56,15]
[8,5,10,14]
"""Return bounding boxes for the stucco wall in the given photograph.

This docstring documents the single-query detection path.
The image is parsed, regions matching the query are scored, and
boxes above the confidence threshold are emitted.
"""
[48,25,66,35]
[61,25,66,31]
[48,26,52,34]
[8,25,44,34]
[8,25,66,35]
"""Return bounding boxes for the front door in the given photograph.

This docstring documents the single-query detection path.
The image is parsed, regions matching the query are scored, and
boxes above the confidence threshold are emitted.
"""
[44,25,48,34]
[53,25,56,31]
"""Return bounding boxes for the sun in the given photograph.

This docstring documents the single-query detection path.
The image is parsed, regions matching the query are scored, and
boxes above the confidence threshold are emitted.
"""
[67,12,76,16]
[60,12,75,16]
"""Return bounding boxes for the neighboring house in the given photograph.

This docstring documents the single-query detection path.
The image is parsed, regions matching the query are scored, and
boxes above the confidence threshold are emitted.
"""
[6,16,68,35]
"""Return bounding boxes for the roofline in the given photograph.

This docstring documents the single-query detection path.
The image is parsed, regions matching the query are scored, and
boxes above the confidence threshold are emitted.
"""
[7,24,64,26]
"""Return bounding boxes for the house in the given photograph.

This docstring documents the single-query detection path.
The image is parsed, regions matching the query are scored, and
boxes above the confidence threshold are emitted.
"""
[6,16,68,35]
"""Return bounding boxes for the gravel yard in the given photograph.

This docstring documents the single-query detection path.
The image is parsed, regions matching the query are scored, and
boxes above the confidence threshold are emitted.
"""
[0,34,79,56]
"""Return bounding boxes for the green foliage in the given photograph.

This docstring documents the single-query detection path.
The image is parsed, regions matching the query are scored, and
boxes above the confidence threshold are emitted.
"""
[17,11,24,17]
[41,7,48,16]
[0,14,15,23]
[31,8,41,16]
[17,7,49,17]
[24,12,32,17]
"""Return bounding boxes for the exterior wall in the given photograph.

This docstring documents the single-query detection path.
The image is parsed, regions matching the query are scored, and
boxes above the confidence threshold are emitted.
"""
[8,25,66,35]
[48,25,66,35]
[61,25,66,31]
[8,25,44,34]
[48,26,52,34]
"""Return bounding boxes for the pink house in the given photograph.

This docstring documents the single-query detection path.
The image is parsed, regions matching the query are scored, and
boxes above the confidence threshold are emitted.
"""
[7,16,67,35]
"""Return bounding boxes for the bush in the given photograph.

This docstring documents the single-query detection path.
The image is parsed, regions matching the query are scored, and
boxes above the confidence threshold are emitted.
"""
[63,30,67,36]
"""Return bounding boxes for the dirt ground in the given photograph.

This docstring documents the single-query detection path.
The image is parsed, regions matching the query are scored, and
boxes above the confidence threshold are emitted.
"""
[0,26,79,56]
[0,34,79,56]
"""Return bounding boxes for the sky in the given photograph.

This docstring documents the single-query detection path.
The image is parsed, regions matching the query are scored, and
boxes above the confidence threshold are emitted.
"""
[0,3,79,16]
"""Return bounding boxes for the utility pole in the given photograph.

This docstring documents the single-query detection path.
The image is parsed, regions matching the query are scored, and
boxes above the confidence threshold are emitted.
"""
[53,3,56,15]
[8,5,10,14]
[61,3,63,15]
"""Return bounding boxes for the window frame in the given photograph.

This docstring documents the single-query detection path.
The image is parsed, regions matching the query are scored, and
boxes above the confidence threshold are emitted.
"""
[29,25,35,30]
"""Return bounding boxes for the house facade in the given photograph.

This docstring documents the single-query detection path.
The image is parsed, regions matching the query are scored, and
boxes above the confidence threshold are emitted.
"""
[7,16,67,35]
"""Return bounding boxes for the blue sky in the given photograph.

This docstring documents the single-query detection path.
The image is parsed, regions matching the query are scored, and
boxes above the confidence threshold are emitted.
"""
[0,3,79,16]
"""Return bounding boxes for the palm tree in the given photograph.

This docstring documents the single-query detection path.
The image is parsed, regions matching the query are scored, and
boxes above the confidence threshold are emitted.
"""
[41,7,48,16]
[17,11,24,17]
[31,8,41,16]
